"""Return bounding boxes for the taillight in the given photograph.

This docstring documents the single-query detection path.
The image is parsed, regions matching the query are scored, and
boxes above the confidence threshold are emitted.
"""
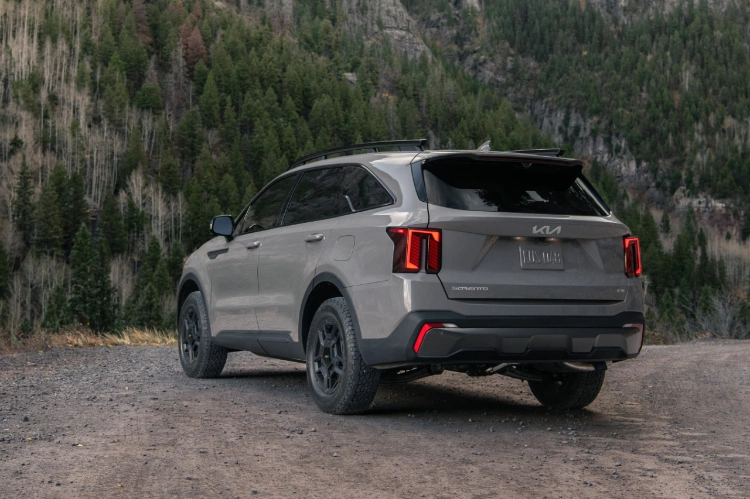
[624,236,641,277]
[386,228,441,273]
[413,323,444,353]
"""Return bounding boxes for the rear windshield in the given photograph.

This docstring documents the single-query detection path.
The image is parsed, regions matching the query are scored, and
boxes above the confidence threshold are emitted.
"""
[422,160,609,216]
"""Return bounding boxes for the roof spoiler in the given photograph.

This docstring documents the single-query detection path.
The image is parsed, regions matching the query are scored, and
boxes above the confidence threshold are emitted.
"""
[511,148,565,158]
[289,139,427,170]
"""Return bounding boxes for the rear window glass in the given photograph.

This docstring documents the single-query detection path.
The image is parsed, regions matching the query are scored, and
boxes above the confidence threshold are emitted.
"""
[422,161,608,216]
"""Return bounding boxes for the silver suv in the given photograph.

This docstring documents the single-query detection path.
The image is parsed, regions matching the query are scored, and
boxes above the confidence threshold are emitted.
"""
[177,140,644,414]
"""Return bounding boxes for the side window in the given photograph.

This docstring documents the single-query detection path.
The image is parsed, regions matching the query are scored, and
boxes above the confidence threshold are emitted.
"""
[283,168,346,225]
[234,174,299,235]
[342,166,393,211]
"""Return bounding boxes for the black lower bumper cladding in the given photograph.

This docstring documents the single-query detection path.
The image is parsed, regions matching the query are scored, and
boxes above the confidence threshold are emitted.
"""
[359,311,645,367]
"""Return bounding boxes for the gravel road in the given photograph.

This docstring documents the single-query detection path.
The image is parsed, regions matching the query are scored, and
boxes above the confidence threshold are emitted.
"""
[1,341,748,498]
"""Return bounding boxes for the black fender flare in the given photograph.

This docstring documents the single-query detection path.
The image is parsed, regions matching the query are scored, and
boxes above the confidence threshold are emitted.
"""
[298,271,372,364]
[177,272,208,322]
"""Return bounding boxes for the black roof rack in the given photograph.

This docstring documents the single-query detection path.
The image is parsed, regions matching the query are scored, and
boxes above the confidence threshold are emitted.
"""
[288,139,427,170]
[511,148,565,158]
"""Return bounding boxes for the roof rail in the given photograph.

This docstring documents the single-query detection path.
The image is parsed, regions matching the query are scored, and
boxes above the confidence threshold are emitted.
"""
[288,139,427,170]
[511,148,566,158]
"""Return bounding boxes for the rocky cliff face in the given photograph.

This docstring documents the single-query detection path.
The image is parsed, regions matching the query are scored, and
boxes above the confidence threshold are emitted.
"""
[343,0,648,187]
[339,0,431,59]
[585,0,735,21]
[341,0,742,223]
[526,100,649,189]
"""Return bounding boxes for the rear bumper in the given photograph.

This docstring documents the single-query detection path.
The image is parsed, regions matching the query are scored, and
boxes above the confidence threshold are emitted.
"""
[360,311,644,368]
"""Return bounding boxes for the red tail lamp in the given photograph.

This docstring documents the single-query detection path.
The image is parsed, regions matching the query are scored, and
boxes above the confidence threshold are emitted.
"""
[386,228,441,273]
[624,236,642,277]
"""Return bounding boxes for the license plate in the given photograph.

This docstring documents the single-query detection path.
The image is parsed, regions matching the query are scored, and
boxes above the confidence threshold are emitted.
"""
[519,244,564,270]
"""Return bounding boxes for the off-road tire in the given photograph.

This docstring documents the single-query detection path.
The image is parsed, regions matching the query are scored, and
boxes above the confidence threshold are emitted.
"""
[306,297,380,414]
[178,291,228,378]
[528,370,605,410]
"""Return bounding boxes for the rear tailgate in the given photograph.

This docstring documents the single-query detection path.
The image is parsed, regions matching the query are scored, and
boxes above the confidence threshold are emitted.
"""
[420,154,630,301]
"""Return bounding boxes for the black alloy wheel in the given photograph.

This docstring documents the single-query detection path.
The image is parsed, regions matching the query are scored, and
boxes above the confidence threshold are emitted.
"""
[180,305,201,366]
[177,291,228,378]
[311,317,346,395]
[305,297,380,414]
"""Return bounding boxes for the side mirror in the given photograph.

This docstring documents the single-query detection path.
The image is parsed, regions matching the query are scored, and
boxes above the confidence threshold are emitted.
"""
[210,215,234,240]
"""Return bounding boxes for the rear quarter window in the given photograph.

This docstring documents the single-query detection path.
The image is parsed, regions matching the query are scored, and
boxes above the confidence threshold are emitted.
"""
[423,161,608,216]
[342,166,393,211]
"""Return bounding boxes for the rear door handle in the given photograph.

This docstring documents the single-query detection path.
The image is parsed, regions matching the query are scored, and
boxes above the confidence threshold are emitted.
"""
[304,234,324,242]
[245,241,261,249]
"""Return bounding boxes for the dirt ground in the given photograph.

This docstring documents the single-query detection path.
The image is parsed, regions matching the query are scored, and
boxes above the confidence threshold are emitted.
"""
[0,341,748,499]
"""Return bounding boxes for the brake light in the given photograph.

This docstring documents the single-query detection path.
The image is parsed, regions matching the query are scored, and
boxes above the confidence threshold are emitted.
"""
[624,236,642,277]
[386,228,442,273]
[414,323,444,353]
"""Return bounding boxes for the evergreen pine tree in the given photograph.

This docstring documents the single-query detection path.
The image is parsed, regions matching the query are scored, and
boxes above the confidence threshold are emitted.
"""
[218,173,240,215]
[98,194,128,255]
[61,170,88,253]
[142,236,162,277]
[128,237,165,328]
[184,178,220,250]
[167,243,186,287]
[123,127,147,183]
[124,197,145,252]
[137,284,162,328]
[89,242,116,332]
[742,212,750,242]
[200,72,221,129]
[158,153,182,196]
[193,60,209,97]
[640,209,661,254]
[659,211,671,234]
[119,12,149,93]
[152,259,172,298]
[698,286,714,317]
[12,157,34,250]
[242,180,258,206]
[221,96,239,145]
[42,285,70,332]
[134,83,163,113]
[177,108,202,167]
[34,181,64,255]
[69,224,96,326]
[0,242,10,300]
[683,205,698,242]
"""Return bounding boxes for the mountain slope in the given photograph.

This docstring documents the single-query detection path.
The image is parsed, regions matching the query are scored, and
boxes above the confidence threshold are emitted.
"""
[0,0,747,344]
[0,0,550,340]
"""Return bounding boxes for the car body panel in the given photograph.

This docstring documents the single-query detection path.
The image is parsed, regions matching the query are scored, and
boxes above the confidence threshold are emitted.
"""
[255,220,332,340]
[206,232,264,334]
[179,147,645,369]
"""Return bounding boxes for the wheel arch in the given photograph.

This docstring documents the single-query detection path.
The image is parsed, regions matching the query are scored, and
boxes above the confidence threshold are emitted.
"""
[177,273,205,322]
[299,272,364,357]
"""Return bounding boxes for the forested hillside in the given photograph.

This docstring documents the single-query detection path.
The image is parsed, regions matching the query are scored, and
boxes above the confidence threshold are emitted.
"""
[0,0,748,347]
[0,0,551,344]
[404,0,750,201]
[399,0,750,340]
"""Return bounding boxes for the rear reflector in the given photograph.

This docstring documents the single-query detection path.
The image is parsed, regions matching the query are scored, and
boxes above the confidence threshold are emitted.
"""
[624,323,645,353]
[624,236,642,277]
[413,323,444,353]
[387,228,442,273]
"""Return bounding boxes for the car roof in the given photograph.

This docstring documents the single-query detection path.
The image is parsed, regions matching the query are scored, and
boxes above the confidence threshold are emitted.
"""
[286,149,583,174]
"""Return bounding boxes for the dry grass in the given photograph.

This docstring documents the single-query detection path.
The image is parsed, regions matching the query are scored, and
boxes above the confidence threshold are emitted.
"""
[51,327,177,348]
[0,327,176,354]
